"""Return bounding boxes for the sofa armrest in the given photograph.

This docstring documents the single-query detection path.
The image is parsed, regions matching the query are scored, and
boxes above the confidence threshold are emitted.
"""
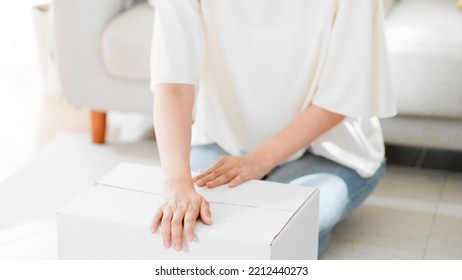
[52,0,127,108]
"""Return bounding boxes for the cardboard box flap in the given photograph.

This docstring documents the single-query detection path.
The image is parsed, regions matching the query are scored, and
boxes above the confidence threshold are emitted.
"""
[60,185,298,247]
[97,163,317,212]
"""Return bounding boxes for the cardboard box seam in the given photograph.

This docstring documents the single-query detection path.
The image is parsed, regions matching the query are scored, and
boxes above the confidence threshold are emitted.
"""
[96,182,298,212]
[270,188,319,246]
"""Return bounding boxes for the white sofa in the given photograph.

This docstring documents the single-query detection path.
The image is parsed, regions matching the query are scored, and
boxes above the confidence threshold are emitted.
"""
[53,0,462,150]
[53,0,155,143]
[382,0,462,151]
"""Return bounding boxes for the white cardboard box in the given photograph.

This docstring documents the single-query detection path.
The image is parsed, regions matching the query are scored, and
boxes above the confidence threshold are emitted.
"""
[57,163,319,259]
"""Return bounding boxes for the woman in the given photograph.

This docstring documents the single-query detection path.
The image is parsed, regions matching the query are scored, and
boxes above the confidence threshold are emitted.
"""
[149,0,396,256]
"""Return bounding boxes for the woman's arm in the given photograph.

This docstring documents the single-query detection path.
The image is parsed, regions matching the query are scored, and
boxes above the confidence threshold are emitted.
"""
[153,84,195,184]
[150,84,211,252]
[193,104,345,188]
[251,105,345,171]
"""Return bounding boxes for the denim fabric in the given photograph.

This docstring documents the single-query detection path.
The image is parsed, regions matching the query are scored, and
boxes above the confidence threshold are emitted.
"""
[190,144,385,257]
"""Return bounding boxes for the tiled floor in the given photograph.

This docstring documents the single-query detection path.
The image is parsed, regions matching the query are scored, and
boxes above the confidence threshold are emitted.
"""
[322,167,462,259]
[425,177,462,259]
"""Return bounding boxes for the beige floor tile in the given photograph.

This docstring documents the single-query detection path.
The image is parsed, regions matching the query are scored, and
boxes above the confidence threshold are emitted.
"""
[424,176,462,260]
[373,167,446,205]
[436,176,462,220]
[322,203,434,259]
[321,241,422,260]
[317,165,451,259]
[439,176,462,210]
[424,215,462,260]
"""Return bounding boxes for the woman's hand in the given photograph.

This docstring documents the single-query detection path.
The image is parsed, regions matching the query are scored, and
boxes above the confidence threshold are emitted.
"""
[150,182,212,252]
[192,154,275,188]
[192,105,345,189]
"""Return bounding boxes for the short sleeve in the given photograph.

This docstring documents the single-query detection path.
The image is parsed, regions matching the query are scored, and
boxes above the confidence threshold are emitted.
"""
[150,0,204,91]
[312,0,397,118]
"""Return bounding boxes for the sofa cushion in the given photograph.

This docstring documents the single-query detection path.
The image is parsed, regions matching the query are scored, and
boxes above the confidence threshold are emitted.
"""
[102,3,154,81]
[386,0,462,119]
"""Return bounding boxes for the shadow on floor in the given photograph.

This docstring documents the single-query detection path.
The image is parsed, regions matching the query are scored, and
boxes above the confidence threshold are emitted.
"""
[385,145,462,173]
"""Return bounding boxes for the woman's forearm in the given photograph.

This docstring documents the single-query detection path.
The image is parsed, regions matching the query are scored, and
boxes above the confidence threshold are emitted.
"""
[153,84,195,191]
[151,84,212,251]
[193,104,346,188]
[251,104,345,166]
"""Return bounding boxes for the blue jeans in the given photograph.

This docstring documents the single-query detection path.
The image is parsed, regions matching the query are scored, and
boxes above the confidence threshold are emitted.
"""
[190,144,386,257]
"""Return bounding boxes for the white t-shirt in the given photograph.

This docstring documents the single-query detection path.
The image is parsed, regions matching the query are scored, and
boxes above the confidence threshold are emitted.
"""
[151,0,397,178]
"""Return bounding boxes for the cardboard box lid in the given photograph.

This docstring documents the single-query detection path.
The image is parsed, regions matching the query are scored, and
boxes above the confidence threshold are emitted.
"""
[59,185,298,248]
[96,163,317,212]
[70,163,319,247]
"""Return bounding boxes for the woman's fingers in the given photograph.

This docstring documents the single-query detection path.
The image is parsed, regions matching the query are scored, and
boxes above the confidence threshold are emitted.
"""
[199,199,212,225]
[171,210,186,251]
[194,155,267,188]
[229,174,247,188]
[153,188,213,252]
[195,163,236,187]
[200,165,234,187]
[183,210,198,242]
[193,159,225,182]
[205,172,235,188]
[196,170,222,186]
[150,208,163,233]
[160,209,173,249]
[193,156,237,184]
